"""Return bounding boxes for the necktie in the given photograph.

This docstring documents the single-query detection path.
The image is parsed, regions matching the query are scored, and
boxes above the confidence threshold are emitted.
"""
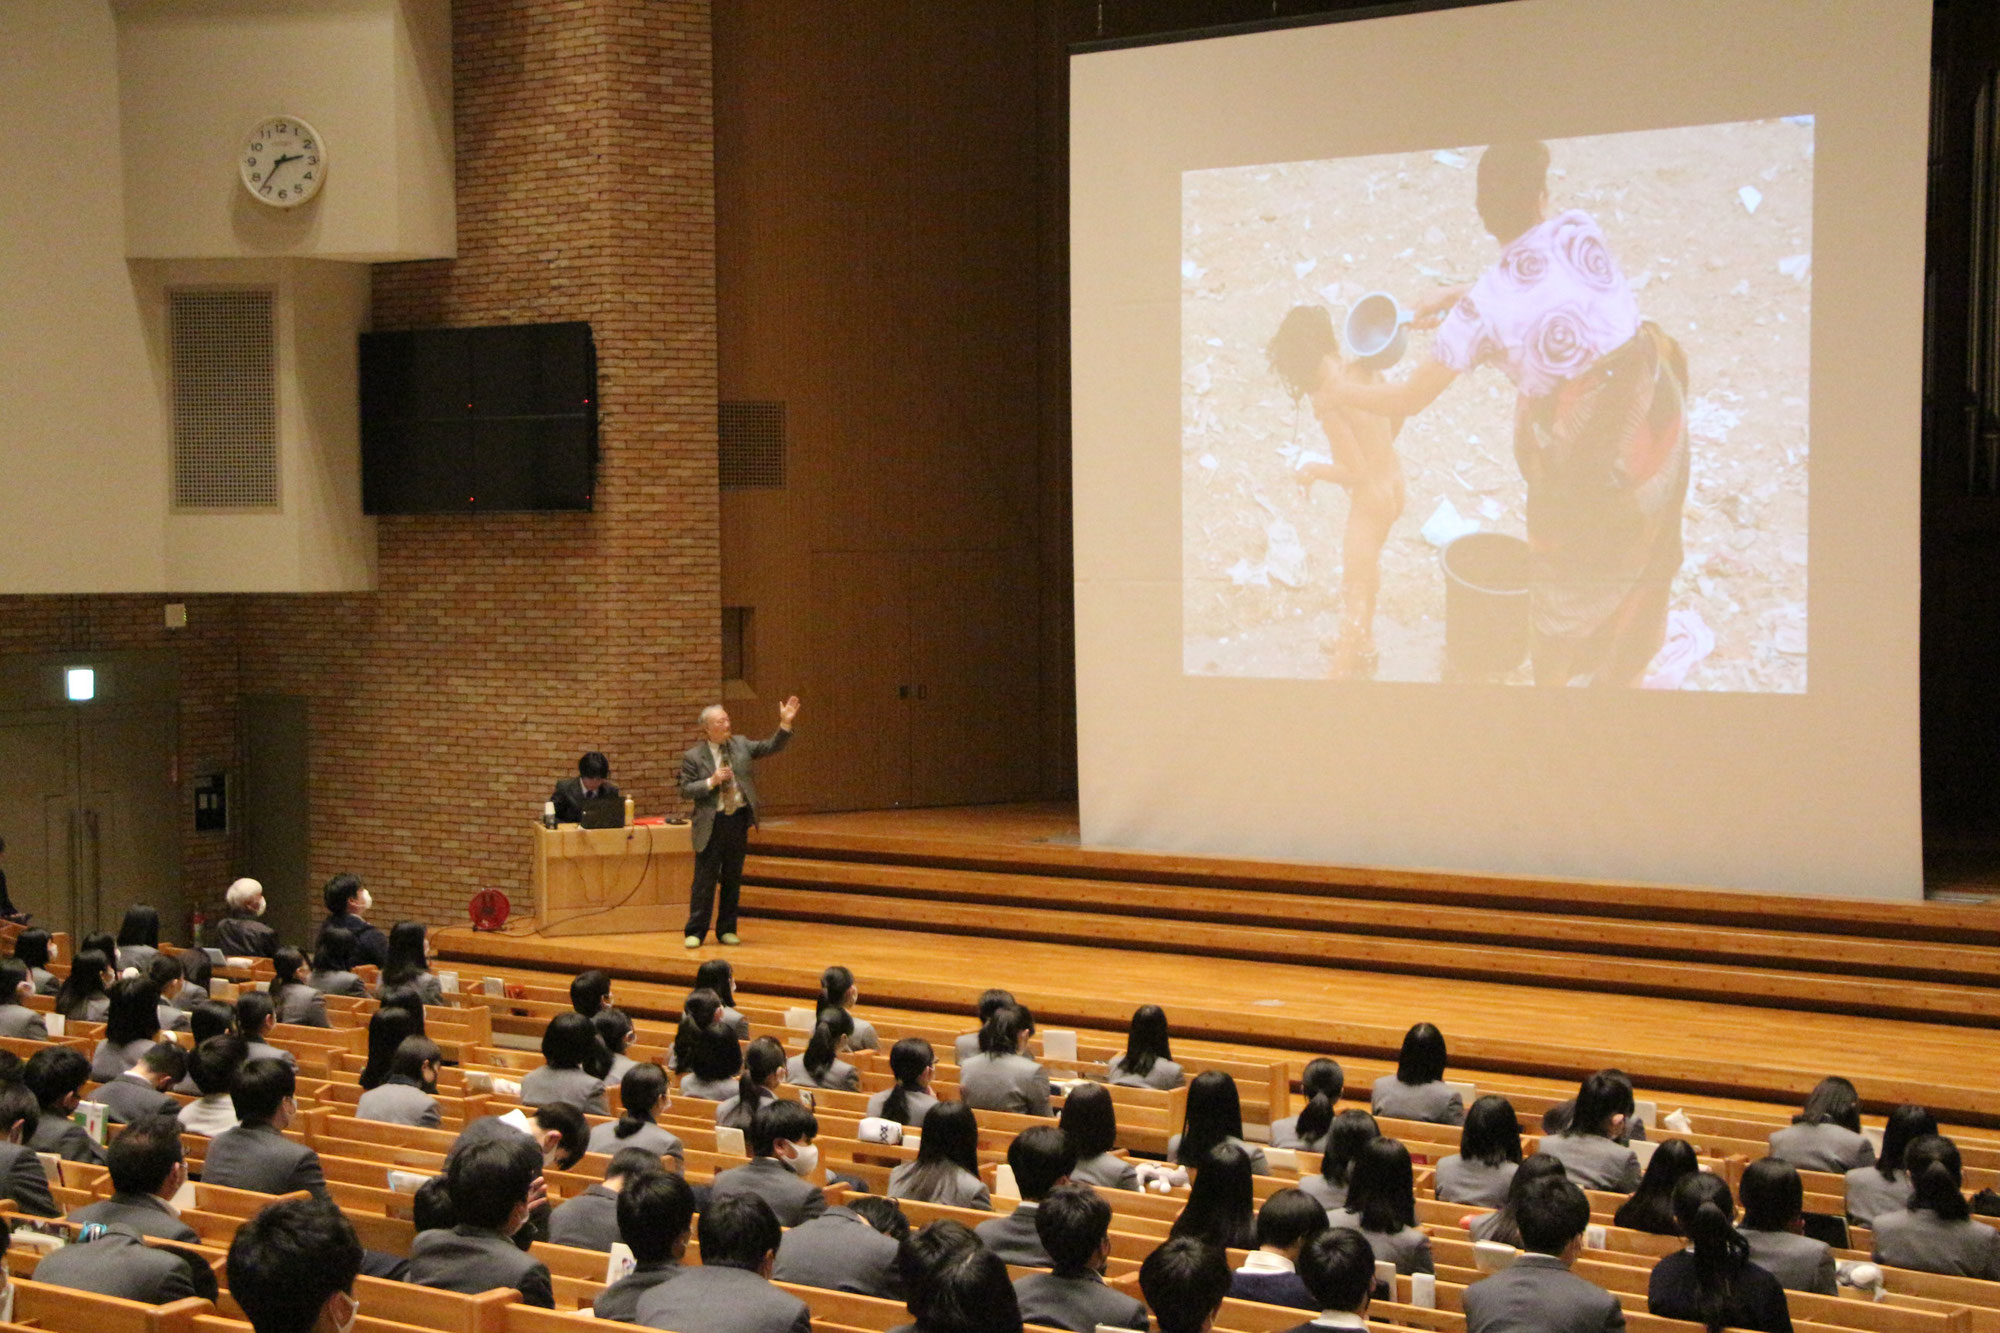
[717,744,742,814]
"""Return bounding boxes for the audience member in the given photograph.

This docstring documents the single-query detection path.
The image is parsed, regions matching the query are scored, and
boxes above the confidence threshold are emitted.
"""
[33,1221,201,1304]
[1647,1172,1792,1333]
[203,1057,330,1200]
[1302,1110,1379,1214]
[1231,1187,1330,1310]
[775,1189,908,1298]
[1768,1076,1875,1174]
[1462,1177,1625,1333]
[788,1005,861,1091]
[113,905,163,974]
[24,1046,106,1164]
[710,1099,828,1225]
[570,968,614,1017]
[520,1011,610,1113]
[0,959,46,1039]
[15,928,59,995]
[1012,1183,1150,1332]
[716,1036,787,1131]
[869,1036,939,1127]
[380,921,446,1006]
[321,872,389,966]
[1469,1152,1570,1245]
[636,1194,812,1333]
[1371,1022,1465,1125]
[148,955,197,1029]
[589,1061,686,1162]
[696,959,753,1038]
[670,987,725,1074]
[595,1007,640,1085]
[593,1169,696,1322]
[1171,1141,1258,1251]
[888,1100,993,1209]
[179,1034,248,1135]
[408,1130,554,1306]
[358,1004,424,1091]
[307,926,370,999]
[69,1113,200,1241]
[235,991,296,1066]
[899,1219,985,1327]
[1327,1137,1433,1274]
[228,1198,363,1333]
[216,878,280,958]
[1436,1095,1523,1208]
[820,965,880,1051]
[1871,1134,2000,1280]
[978,1124,1077,1265]
[1061,1082,1139,1191]
[270,947,331,1027]
[1171,1070,1271,1174]
[915,1246,1023,1333]
[355,1035,443,1128]
[94,1040,186,1124]
[1108,1004,1185,1090]
[53,947,113,1022]
[1287,1227,1378,1333]
[0,1082,57,1215]
[1738,1157,1839,1294]
[1613,1138,1701,1235]
[1534,1071,1642,1192]
[1270,1057,1344,1152]
[959,1004,1052,1117]
[1846,1103,1935,1226]
[549,1145,660,1252]
[954,989,1018,1063]
[1139,1236,1233,1333]
[90,975,164,1080]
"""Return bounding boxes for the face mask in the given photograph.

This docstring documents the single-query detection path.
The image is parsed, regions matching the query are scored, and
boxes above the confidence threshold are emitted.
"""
[785,1143,820,1179]
[0,1277,15,1324]
[328,1291,358,1333]
[355,889,373,914]
[252,898,267,918]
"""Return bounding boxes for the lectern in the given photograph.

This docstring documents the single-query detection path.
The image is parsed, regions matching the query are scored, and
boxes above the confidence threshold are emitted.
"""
[532,823,693,937]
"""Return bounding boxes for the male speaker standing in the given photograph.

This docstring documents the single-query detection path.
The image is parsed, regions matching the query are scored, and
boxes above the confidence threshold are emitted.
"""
[681,697,799,947]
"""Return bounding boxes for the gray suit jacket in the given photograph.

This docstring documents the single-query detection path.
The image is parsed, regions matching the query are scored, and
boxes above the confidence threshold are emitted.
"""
[548,1183,622,1252]
[273,982,330,1028]
[1267,1114,1327,1152]
[587,1118,684,1159]
[595,1261,684,1322]
[90,1037,156,1083]
[32,1227,198,1304]
[1845,1165,1914,1226]
[958,1051,1052,1117]
[1013,1271,1151,1333]
[785,1053,860,1092]
[30,1112,105,1166]
[1769,1122,1875,1174]
[1106,1056,1184,1091]
[886,1160,992,1210]
[356,1077,442,1128]
[0,1004,46,1040]
[408,1224,555,1306]
[1071,1150,1140,1192]
[519,1065,607,1114]
[774,1206,903,1297]
[1534,1133,1642,1193]
[1325,1208,1433,1274]
[954,1032,981,1063]
[1298,1173,1348,1213]
[977,1203,1052,1267]
[94,1072,178,1125]
[200,1121,329,1200]
[309,969,370,999]
[1462,1253,1626,1333]
[679,728,792,853]
[636,1262,812,1333]
[0,1139,58,1216]
[1435,1154,1518,1208]
[1743,1227,1838,1294]
[1372,1075,1466,1126]
[709,1156,827,1227]
[865,1086,938,1128]
[1167,1133,1270,1175]
[69,1191,201,1242]
[1871,1208,2000,1280]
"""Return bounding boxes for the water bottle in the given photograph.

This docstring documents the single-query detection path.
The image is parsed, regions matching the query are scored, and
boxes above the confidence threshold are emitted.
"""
[542,800,557,830]
[623,795,635,827]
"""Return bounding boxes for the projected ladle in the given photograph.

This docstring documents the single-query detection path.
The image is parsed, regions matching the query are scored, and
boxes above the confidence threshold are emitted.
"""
[1343,292,1410,372]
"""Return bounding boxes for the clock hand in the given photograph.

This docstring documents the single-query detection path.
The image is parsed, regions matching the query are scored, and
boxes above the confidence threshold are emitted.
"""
[266,154,299,180]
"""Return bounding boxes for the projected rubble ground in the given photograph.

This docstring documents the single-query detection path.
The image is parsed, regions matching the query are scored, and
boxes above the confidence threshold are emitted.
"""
[1181,118,1812,691]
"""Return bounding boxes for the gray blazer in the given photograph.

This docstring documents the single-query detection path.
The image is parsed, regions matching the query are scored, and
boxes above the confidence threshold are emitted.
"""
[245,1040,296,1067]
[273,982,330,1028]
[519,1065,608,1114]
[844,1014,880,1052]
[709,1155,827,1227]
[678,727,793,854]
[718,1005,752,1040]
[356,1077,442,1128]
[1325,1208,1433,1274]
[309,969,370,999]
[1435,1154,1518,1208]
[886,1160,992,1210]
[1462,1253,1627,1333]
[1845,1165,1914,1226]
[637,1261,812,1333]
[1167,1132,1270,1175]
[32,1227,198,1305]
[774,1206,903,1297]
[157,1002,191,1033]
[595,1261,684,1322]
[94,1071,178,1125]
[1107,1055,1184,1091]
[1267,1115,1327,1153]
[30,1113,106,1166]
[408,1224,555,1306]
[1071,1150,1140,1192]
[1742,1227,1838,1294]
[0,1003,46,1040]
[69,1191,201,1242]
[1534,1133,1642,1193]
[785,1053,860,1092]
[1372,1074,1465,1126]
[954,1032,981,1063]
[549,1182,622,1252]
[90,1036,156,1083]
[680,1072,737,1101]
[1013,1270,1151,1333]
[958,1051,1052,1117]
[118,944,161,975]
[865,1085,938,1128]
[200,1121,329,1200]
[0,1139,58,1216]
[1768,1122,1876,1174]
[976,1204,1052,1267]
[587,1118,684,1160]
[1871,1208,2000,1280]
[1297,1173,1348,1213]
[30,967,59,996]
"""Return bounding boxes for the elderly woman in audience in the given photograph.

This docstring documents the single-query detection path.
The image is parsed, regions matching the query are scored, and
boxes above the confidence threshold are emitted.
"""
[788,1006,862,1091]
[1270,1057,1343,1152]
[1535,1069,1643,1192]
[89,977,164,1081]
[308,927,370,999]
[1170,1142,1259,1250]
[355,1035,444,1128]
[1738,1157,1838,1294]
[1435,1094,1523,1208]
[379,921,446,1006]
[1169,1070,1270,1175]
[1059,1082,1139,1191]
[1614,1138,1701,1235]
[1107,1004,1185,1089]
[1647,1172,1793,1333]
[587,1062,686,1167]
[1301,1108,1379,1214]
[1871,1134,2000,1280]
[215,878,280,958]
[1372,1021,1465,1126]
[1469,1150,1569,1244]
[717,1036,788,1131]
[958,1004,1052,1117]
[1328,1136,1434,1274]
[1848,1103,1936,1226]
[818,965,879,1051]
[887,1101,993,1209]
[54,947,114,1022]
[269,947,331,1028]
[1769,1075,1875,1173]
[695,959,752,1039]
[521,1012,610,1114]
[868,1037,938,1128]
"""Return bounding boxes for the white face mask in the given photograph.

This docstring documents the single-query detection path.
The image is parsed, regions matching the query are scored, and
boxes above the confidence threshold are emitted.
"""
[0,1275,15,1324]
[785,1143,820,1179]
[252,897,267,918]
[326,1290,358,1333]
[354,889,373,915]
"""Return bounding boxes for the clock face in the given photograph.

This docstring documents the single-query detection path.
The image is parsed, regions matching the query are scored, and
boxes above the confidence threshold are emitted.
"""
[240,116,326,208]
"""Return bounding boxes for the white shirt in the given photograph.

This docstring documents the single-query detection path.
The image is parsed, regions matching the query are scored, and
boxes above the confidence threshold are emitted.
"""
[1308,1315,1368,1331]
[1238,1251,1297,1274]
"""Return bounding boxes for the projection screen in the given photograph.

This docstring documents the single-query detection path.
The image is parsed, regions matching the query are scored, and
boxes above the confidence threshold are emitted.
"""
[1071,0,1928,898]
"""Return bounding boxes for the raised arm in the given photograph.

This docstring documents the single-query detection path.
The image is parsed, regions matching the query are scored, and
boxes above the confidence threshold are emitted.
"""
[1325,356,1457,420]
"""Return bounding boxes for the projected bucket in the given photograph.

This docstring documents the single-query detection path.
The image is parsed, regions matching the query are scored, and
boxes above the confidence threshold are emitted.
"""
[1441,532,1529,674]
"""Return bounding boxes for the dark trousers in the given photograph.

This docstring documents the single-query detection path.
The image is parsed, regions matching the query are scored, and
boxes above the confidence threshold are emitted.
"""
[685,807,751,939]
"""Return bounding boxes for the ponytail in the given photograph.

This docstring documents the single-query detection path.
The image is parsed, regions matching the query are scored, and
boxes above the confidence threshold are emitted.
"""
[672,988,723,1072]
[804,1005,854,1083]
[1671,1174,1749,1333]
[271,947,306,989]
[1293,1058,1346,1146]
[615,1063,667,1140]
[884,1037,934,1125]
[735,1037,786,1115]
[1906,1135,1971,1221]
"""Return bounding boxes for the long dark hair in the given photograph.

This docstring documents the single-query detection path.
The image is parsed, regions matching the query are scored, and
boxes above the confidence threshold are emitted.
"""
[380,922,431,989]
[1878,1105,1938,1181]
[81,932,117,967]
[1170,1142,1256,1250]
[615,1063,667,1139]
[271,946,308,990]
[977,1005,1031,1058]
[1178,1070,1246,1166]
[883,1038,934,1125]
[803,1006,854,1083]
[1269,304,1339,398]
[1796,1076,1862,1132]
[819,965,856,1009]
[54,948,112,1019]
[360,1005,423,1090]
[694,959,736,1009]
[1671,1171,1753,1333]
[1483,1153,1568,1248]
[593,1007,634,1057]
[672,988,723,1072]
[541,1012,606,1076]
[103,977,161,1046]
[735,1036,786,1116]
[1568,1070,1635,1140]
[896,1101,982,1203]
[1319,1109,1380,1186]
[1347,1137,1418,1233]
[116,906,161,949]
[685,1021,741,1084]
[13,930,51,971]
[1120,1005,1172,1078]
[1459,1094,1523,1168]
[1612,1139,1699,1236]
[1059,1082,1118,1160]
[1293,1058,1345,1147]
[312,927,357,975]
[1396,1023,1448,1085]
[1906,1135,1972,1222]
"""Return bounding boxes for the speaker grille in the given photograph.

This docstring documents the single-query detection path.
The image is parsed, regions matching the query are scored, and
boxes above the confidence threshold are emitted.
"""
[720,400,786,490]
[171,289,278,509]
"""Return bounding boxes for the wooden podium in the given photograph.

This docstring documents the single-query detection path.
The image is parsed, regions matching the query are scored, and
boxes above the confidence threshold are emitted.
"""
[532,822,694,937]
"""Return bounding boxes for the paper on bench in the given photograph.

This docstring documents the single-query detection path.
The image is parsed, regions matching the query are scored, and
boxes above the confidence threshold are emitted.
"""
[1629,1139,1658,1168]
[715,1125,747,1157]
[464,1070,494,1093]
[1410,1273,1437,1309]
[1042,1030,1078,1063]
[783,1007,818,1032]
[994,1164,1020,1201]
[1446,1080,1478,1106]
[492,1077,522,1101]
[606,1241,637,1286]
[171,1178,199,1211]
[1264,1146,1299,1172]
[35,1152,60,1184]
[1472,1241,1517,1273]
[43,1013,64,1037]
[1861,1125,1884,1154]
[483,977,505,996]
[388,1170,430,1194]
[1373,1259,1396,1294]
[1585,1224,1607,1250]
[437,971,459,995]
[1631,1099,1657,1132]
[497,1108,536,1136]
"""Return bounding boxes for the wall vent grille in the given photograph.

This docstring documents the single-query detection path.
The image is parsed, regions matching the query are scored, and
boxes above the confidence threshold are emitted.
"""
[170,289,278,509]
[720,400,785,489]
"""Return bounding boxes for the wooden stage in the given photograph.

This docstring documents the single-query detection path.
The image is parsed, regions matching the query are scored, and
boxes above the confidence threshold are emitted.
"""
[435,802,2000,1126]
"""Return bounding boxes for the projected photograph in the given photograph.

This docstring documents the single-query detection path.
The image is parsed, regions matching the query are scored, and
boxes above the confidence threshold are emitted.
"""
[1181,119,1812,690]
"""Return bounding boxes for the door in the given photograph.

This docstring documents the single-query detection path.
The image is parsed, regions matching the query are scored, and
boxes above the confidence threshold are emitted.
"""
[79,706,181,938]
[0,716,80,936]
[907,549,1041,806]
[805,552,911,810]
[242,695,311,949]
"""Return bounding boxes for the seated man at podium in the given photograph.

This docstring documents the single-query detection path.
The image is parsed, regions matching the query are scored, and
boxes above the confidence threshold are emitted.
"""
[552,752,621,825]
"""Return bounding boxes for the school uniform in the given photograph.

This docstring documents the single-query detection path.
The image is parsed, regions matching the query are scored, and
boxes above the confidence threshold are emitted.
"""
[32,1226,198,1304]
[1371,1075,1465,1126]
[1767,1121,1876,1174]
[1871,1208,2000,1280]
[885,1160,992,1209]
[0,1003,46,1040]
[1267,1115,1328,1152]
[603,1053,639,1087]
[308,969,370,998]
[1070,1149,1140,1192]
[865,1085,939,1128]
[680,1072,738,1101]
[714,1091,774,1132]
[518,1065,608,1114]
[0,1139,58,1216]
[1435,1154,1518,1208]
[93,1070,178,1124]
[1106,1054,1185,1090]
[594,1260,684,1323]
[89,1036,156,1083]
[69,1191,201,1242]
[30,967,59,996]
[245,1040,296,1067]
[1231,1251,1317,1311]
[1647,1250,1792,1332]
[586,1118,684,1159]
[272,981,330,1028]
[773,1206,903,1297]
[1462,1253,1626,1333]
[718,1005,752,1039]
[408,1223,555,1307]
[1013,1270,1152,1332]
[1167,1132,1270,1175]
[200,1120,329,1200]
[784,1053,860,1092]
[117,944,160,975]
[1845,1165,1914,1226]
[843,1013,879,1052]
[30,1110,106,1165]
[548,1182,623,1251]
[954,1032,981,1063]
[976,1202,1052,1267]
[156,1002,190,1033]
[635,1262,812,1333]
[708,1155,827,1227]
[355,1075,442,1128]
[958,1051,1052,1117]
[1533,1133,1642,1193]
[1298,1173,1349,1213]
[1325,1207,1433,1273]
[1742,1227,1838,1294]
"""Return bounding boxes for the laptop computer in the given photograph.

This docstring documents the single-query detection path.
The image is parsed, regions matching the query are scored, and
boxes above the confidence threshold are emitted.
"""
[577,795,626,829]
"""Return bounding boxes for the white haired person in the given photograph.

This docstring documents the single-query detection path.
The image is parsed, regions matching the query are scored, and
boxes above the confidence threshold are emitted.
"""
[215,878,280,959]
[679,697,800,948]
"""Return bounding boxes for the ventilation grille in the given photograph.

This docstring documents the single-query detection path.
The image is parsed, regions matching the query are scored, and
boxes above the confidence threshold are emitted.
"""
[171,289,278,509]
[720,401,786,489]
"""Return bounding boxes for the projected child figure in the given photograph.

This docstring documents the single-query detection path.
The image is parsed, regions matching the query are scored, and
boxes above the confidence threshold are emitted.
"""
[1268,305,1407,680]
[1326,141,1691,687]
